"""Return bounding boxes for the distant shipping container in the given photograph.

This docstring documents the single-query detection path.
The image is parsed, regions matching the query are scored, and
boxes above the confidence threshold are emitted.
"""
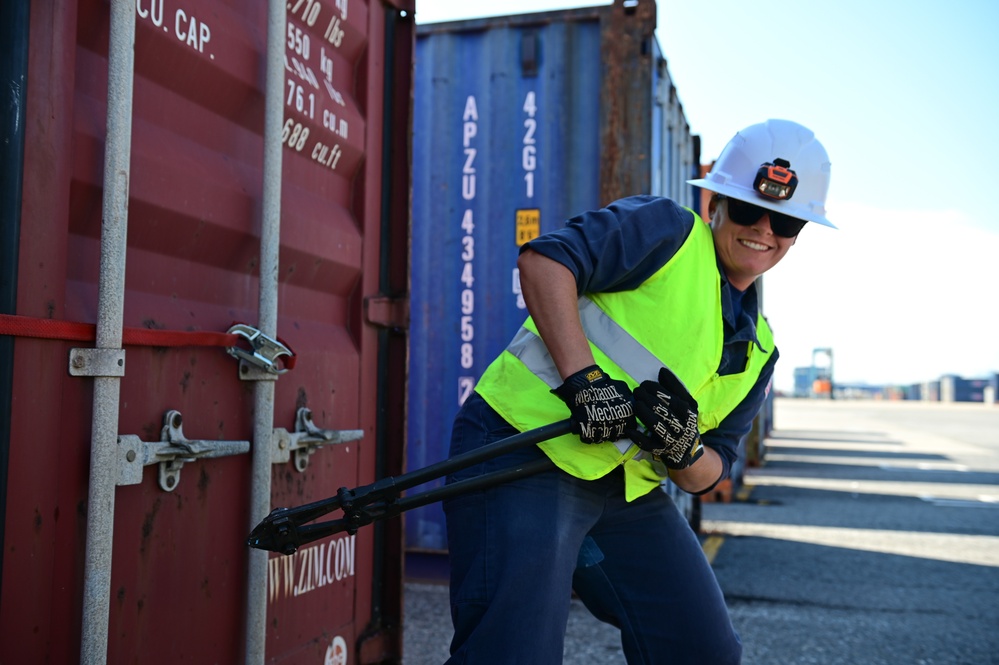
[0,1,413,663]
[407,0,700,567]
[922,380,942,401]
[941,375,990,403]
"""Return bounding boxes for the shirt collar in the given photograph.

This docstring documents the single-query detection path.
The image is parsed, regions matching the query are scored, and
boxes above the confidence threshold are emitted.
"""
[718,263,766,351]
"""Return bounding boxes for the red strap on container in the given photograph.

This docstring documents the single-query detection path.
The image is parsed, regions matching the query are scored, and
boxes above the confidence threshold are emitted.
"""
[0,313,295,369]
[0,313,236,346]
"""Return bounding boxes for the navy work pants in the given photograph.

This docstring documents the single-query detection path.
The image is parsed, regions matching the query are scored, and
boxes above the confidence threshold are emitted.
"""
[442,393,741,664]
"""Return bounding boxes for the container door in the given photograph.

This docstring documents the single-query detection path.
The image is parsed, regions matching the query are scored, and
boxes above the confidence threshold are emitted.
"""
[0,1,412,663]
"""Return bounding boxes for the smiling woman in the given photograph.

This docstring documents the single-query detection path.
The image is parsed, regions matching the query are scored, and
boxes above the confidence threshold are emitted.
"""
[429,107,829,659]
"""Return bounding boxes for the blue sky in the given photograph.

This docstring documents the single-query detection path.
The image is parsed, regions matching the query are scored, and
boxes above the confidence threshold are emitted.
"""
[416,0,999,391]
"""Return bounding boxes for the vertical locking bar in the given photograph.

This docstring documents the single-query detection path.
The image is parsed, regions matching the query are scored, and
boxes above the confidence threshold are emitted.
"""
[244,3,285,664]
[80,2,135,663]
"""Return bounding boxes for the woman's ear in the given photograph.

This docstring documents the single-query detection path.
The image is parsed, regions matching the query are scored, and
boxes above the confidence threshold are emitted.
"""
[707,195,723,227]
[708,195,719,219]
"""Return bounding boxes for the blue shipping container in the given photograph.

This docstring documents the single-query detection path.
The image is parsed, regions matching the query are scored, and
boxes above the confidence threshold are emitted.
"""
[407,0,699,558]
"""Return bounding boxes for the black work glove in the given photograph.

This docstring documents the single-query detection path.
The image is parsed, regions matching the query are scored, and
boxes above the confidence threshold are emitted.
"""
[551,365,636,444]
[626,367,704,470]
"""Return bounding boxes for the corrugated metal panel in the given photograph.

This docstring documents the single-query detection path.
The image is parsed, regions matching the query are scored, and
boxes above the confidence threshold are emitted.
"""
[0,1,413,663]
[407,0,698,555]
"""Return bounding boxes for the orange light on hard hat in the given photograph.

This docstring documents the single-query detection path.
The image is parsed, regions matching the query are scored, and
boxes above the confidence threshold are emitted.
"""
[754,158,798,200]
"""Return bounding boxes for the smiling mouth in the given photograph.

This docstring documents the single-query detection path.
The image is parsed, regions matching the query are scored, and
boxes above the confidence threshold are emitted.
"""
[739,239,771,252]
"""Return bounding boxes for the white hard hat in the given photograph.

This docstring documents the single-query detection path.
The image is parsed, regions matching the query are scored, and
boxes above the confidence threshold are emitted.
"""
[688,119,835,228]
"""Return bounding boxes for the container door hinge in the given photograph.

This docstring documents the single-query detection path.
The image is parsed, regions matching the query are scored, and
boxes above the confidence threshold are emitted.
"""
[364,295,409,330]
[272,407,364,472]
[117,410,251,491]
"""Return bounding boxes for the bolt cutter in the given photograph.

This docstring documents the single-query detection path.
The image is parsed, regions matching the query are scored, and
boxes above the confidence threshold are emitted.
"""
[247,419,572,555]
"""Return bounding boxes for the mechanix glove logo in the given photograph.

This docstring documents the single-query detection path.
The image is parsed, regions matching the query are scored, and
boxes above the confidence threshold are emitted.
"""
[646,393,701,467]
[552,365,636,444]
[626,367,704,470]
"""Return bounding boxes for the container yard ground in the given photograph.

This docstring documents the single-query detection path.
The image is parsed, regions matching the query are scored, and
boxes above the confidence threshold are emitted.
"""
[403,398,999,664]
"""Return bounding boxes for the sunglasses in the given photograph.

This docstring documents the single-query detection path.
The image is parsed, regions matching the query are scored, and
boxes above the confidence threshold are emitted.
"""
[721,196,807,238]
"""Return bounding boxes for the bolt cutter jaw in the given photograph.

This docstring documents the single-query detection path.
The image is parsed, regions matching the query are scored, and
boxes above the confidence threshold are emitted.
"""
[247,507,302,555]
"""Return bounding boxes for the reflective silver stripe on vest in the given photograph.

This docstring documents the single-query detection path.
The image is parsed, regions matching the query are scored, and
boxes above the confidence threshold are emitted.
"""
[577,297,665,385]
[507,325,563,389]
[507,296,672,461]
[508,296,665,386]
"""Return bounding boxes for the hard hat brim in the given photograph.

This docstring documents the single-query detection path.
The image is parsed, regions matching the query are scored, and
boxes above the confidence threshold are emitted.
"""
[687,178,837,229]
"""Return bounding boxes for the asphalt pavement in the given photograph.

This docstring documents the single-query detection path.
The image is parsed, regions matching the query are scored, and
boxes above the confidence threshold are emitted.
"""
[403,398,999,664]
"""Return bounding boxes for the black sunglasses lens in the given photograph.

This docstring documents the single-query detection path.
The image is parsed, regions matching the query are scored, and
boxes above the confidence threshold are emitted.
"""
[725,198,760,226]
[725,198,805,238]
[769,213,807,238]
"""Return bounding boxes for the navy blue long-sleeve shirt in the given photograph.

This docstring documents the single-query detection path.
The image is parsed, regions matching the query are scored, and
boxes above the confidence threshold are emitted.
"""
[522,195,777,484]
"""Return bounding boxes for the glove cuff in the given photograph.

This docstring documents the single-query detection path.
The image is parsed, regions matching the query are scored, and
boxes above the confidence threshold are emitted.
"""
[552,365,604,401]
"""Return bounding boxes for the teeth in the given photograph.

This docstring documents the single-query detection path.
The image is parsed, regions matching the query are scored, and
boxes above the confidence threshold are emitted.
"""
[739,239,769,251]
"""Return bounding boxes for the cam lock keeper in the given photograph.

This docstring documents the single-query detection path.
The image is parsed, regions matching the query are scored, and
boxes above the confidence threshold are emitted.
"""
[226,323,295,374]
[754,158,798,200]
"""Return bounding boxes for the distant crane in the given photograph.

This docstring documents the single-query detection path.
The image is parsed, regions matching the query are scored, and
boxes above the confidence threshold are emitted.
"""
[812,347,834,399]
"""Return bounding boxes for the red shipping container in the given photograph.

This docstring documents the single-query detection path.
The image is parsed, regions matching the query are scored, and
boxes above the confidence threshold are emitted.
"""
[0,0,413,662]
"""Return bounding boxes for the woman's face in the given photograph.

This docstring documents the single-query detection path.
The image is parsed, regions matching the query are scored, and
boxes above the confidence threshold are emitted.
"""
[710,197,797,290]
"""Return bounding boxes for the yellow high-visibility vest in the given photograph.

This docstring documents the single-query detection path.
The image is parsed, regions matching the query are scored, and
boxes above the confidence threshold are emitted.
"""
[475,216,775,501]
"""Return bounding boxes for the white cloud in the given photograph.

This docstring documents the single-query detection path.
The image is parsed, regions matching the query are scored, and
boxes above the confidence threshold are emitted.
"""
[763,202,999,391]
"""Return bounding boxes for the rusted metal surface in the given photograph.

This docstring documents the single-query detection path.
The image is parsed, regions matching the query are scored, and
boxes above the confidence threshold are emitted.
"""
[599,0,657,206]
[0,1,412,662]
